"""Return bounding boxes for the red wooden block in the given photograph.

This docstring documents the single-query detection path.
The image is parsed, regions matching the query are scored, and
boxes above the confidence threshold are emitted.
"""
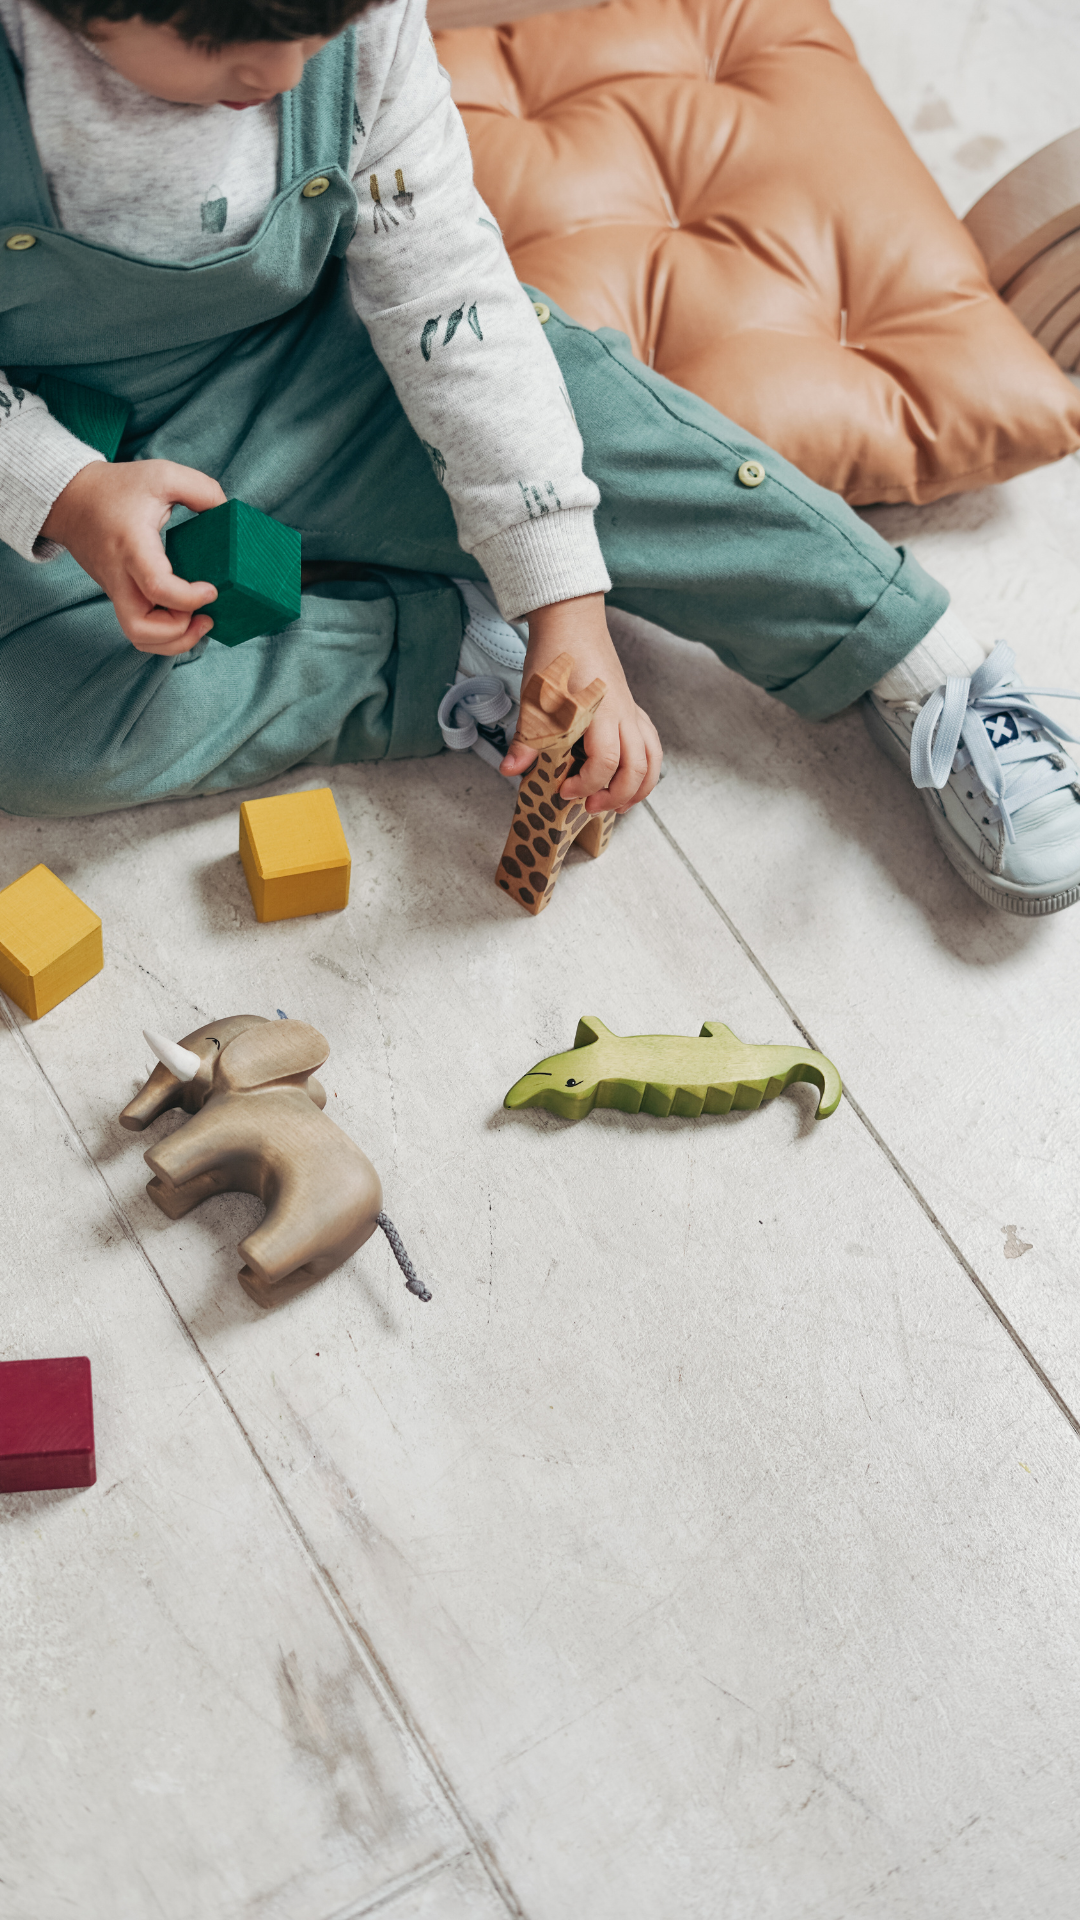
[0,1356,96,1492]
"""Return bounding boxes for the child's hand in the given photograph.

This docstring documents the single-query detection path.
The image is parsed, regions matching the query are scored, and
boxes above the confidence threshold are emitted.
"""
[41,460,227,655]
[500,594,662,813]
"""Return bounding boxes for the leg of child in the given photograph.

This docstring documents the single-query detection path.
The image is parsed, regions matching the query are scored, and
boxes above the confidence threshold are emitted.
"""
[533,304,1080,915]
[441,307,981,754]
[0,565,463,818]
[542,305,949,713]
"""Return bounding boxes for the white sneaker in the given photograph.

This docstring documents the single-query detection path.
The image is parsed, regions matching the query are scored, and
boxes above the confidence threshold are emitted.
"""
[438,580,528,771]
[863,641,1080,915]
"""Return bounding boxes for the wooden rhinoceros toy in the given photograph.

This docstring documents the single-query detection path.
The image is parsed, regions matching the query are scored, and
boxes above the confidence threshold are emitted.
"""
[503,1018,843,1122]
[119,1014,430,1309]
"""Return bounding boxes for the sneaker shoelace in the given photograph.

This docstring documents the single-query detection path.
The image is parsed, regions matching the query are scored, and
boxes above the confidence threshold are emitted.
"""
[909,640,1080,843]
[438,674,516,754]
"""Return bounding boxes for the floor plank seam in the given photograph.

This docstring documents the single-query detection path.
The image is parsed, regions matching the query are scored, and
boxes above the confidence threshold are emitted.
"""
[320,1846,473,1919]
[644,800,1080,1442]
[0,999,529,1920]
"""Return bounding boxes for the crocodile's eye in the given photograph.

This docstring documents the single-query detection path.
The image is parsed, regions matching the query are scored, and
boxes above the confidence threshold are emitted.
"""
[565,1078,581,1087]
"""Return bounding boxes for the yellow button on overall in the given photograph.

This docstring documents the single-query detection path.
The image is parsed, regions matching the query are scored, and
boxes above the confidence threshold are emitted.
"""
[301,176,330,198]
[737,459,766,488]
[532,301,551,323]
[5,234,36,251]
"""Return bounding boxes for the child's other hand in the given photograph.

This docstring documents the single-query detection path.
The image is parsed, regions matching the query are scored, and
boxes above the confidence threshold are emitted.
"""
[500,593,662,813]
[41,460,227,655]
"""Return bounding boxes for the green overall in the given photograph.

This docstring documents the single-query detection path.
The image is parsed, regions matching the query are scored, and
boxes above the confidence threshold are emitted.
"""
[0,21,947,818]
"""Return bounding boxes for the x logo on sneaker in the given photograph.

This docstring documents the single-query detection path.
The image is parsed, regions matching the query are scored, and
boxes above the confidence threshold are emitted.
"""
[984,711,1019,745]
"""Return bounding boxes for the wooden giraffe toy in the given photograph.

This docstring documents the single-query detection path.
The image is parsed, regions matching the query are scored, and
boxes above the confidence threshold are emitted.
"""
[495,651,617,915]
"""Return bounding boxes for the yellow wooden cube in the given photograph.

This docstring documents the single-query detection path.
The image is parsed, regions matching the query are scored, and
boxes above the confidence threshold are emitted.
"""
[0,864,103,1019]
[239,788,351,923]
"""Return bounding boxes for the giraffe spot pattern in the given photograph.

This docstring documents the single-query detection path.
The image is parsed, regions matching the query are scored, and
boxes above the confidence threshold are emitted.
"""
[498,707,614,911]
[511,807,596,860]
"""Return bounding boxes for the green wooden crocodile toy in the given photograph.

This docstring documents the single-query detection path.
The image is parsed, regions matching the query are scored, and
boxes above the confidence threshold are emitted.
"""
[503,1018,842,1121]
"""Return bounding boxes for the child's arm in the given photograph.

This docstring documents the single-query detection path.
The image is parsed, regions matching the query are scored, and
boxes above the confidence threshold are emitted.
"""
[0,369,222,653]
[0,371,104,563]
[350,0,661,809]
[41,460,226,654]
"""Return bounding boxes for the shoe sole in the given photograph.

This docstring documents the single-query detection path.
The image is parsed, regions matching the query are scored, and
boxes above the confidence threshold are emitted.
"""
[861,697,1080,917]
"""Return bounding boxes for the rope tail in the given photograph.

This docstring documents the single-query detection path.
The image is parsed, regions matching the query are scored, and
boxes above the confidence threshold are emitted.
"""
[377,1211,432,1302]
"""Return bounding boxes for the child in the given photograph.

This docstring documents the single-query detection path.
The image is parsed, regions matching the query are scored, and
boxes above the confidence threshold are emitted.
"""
[1,0,1078,915]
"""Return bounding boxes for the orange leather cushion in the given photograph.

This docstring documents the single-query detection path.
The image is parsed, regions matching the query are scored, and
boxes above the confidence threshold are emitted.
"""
[435,0,1080,504]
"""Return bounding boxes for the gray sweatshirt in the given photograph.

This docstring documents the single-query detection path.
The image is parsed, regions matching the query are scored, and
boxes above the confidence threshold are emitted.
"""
[0,0,611,620]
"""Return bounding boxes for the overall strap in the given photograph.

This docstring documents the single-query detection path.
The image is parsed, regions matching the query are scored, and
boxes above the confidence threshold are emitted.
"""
[278,24,357,188]
[0,20,58,228]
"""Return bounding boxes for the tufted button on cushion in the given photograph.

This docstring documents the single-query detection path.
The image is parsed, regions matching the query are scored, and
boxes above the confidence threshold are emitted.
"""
[436,0,1080,505]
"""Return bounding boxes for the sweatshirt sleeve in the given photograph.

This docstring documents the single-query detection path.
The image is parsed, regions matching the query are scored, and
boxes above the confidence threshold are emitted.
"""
[345,5,611,622]
[0,373,104,562]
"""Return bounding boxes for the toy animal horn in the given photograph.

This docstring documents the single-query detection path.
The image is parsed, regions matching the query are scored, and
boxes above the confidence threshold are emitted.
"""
[143,1028,200,1082]
[119,1014,431,1309]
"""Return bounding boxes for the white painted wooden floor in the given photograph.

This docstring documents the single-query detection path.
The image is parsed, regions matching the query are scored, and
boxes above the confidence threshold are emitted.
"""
[4,4,1080,1916]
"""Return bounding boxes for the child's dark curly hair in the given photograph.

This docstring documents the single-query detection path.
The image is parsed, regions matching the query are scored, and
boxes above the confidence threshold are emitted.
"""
[31,0,373,45]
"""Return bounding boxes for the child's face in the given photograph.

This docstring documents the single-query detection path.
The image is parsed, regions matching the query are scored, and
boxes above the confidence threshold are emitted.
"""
[83,17,335,106]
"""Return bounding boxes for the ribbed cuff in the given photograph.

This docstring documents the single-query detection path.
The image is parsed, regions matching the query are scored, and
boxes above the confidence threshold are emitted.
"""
[0,409,105,563]
[473,507,612,622]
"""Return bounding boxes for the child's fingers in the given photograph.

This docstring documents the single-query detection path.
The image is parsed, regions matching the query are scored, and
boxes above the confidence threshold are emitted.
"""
[558,709,623,804]
[116,599,212,651]
[127,614,217,657]
[129,538,218,615]
[595,721,651,812]
[110,568,214,651]
[152,464,228,519]
[500,741,540,778]
[561,709,662,814]
[613,710,663,812]
[501,695,662,814]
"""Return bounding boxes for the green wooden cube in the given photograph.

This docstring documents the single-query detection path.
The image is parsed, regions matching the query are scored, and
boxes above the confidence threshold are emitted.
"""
[165,499,302,647]
[38,373,130,462]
